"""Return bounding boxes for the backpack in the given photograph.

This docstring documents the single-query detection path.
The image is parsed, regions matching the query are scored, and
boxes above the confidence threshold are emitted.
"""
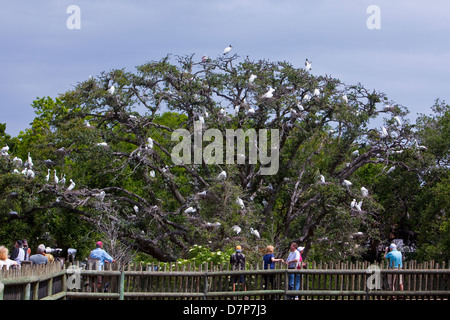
[296,249,303,269]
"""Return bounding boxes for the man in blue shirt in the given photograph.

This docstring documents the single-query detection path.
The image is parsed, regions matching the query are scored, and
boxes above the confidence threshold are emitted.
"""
[384,243,404,292]
[89,241,114,270]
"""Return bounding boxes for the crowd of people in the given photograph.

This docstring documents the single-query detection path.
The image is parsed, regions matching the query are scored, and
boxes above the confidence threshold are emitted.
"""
[229,241,404,299]
[0,239,114,271]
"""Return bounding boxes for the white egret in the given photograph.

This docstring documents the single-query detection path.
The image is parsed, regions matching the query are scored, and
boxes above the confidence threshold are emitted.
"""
[250,228,260,238]
[108,85,115,94]
[350,199,357,208]
[313,88,320,96]
[394,116,402,127]
[96,191,105,202]
[249,74,257,83]
[231,225,242,235]
[342,95,348,103]
[184,207,196,214]
[134,205,139,213]
[45,169,50,182]
[217,171,227,180]
[247,107,255,114]
[355,200,363,212]
[27,169,35,179]
[262,87,275,99]
[67,179,76,191]
[342,180,352,188]
[361,187,369,197]
[60,174,66,185]
[54,170,59,184]
[237,197,245,209]
[1,145,8,154]
[386,166,396,174]
[97,142,107,147]
[149,170,156,178]
[380,126,388,138]
[320,175,326,184]
[352,150,359,157]
[146,137,153,149]
[303,94,311,103]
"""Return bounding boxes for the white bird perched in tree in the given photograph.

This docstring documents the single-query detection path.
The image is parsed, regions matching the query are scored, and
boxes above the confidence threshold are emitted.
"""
[13,157,22,166]
[234,105,240,114]
[342,180,352,188]
[262,87,275,99]
[149,170,156,178]
[355,200,363,212]
[108,85,115,94]
[201,55,209,63]
[97,142,107,147]
[380,126,388,139]
[217,170,227,180]
[223,45,232,55]
[196,190,207,197]
[27,169,35,179]
[250,228,260,238]
[85,120,91,128]
[386,166,396,174]
[60,174,66,186]
[231,225,242,235]
[350,199,357,208]
[249,74,257,83]
[95,190,105,202]
[67,179,76,191]
[1,145,8,154]
[297,103,304,111]
[45,169,50,182]
[313,88,320,96]
[133,205,139,213]
[247,107,255,114]
[361,187,369,197]
[25,152,33,168]
[54,170,59,184]
[303,94,311,103]
[146,137,153,149]
[305,59,312,71]
[184,207,196,214]
[352,150,359,157]
[394,116,402,127]
[320,174,326,184]
[237,197,245,209]
[342,95,348,103]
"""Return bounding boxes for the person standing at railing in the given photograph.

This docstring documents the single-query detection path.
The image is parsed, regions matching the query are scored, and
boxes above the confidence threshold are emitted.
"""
[29,244,49,265]
[384,243,404,294]
[285,242,301,300]
[89,241,114,271]
[9,240,25,265]
[230,245,246,292]
[0,246,19,270]
[263,245,284,299]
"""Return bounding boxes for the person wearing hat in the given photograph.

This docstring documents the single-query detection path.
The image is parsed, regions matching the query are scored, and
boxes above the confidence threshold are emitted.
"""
[384,243,404,293]
[230,245,246,292]
[89,241,114,271]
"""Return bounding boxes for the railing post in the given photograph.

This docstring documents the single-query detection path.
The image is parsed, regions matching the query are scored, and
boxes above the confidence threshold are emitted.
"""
[119,270,125,300]
[0,283,4,300]
[24,283,31,300]
[203,272,208,300]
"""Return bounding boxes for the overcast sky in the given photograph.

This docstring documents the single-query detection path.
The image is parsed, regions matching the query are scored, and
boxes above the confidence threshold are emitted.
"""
[1,0,449,137]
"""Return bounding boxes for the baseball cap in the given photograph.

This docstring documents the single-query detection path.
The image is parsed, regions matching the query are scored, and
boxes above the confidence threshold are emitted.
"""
[96,241,103,247]
[236,245,242,252]
[389,243,397,249]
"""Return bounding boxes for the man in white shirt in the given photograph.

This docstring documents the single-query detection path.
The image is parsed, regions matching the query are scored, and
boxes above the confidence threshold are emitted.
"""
[285,242,301,299]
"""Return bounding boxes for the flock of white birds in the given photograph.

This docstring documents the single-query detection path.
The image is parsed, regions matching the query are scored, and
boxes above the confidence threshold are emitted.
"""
[1,45,429,241]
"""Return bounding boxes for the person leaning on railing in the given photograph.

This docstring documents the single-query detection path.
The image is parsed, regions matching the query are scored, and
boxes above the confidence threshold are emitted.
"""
[89,241,114,270]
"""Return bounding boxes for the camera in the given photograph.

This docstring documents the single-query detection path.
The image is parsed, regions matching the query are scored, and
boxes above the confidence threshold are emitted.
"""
[45,247,63,256]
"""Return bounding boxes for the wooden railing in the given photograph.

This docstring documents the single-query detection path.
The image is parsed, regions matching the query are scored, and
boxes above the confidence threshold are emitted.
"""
[1,260,449,300]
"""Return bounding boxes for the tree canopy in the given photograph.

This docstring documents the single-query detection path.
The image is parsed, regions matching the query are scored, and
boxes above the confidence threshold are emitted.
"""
[1,54,448,263]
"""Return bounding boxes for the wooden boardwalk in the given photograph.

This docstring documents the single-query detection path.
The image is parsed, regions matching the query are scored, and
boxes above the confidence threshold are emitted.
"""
[1,260,449,300]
